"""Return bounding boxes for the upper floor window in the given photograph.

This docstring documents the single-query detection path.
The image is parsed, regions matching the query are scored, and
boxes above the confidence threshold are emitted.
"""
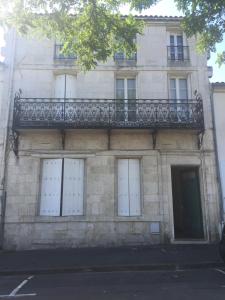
[167,34,189,61]
[116,78,136,122]
[54,74,76,98]
[54,44,77,60]
[169,78,188,100]
[114,52,137,62]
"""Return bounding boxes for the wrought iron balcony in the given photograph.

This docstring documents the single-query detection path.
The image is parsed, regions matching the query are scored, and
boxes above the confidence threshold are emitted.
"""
[167,46,190,61]
[13,95,204,130]
[114,52,137,61]
[54,44,77,60]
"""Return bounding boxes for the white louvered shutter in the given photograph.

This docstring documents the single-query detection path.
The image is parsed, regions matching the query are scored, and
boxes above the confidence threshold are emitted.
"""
[65,75,76,98]
[62,158,84,216]
[40,159,62,216]
[118,159,129,216]
[129,159,141,216]
[55,74,66,98]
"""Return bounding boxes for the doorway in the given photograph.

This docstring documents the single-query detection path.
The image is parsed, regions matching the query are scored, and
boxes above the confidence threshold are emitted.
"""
[171,166,204,240]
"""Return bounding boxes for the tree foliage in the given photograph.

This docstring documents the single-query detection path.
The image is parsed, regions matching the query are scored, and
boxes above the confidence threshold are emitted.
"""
[0,0,157,70]
[175,0,225,66]
[0,0,224,69]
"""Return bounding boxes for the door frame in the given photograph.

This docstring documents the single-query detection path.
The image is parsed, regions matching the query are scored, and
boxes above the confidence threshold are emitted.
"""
[169,164,208,243]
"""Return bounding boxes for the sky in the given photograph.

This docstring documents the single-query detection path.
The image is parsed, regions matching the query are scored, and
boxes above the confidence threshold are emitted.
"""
[0,0,224,82]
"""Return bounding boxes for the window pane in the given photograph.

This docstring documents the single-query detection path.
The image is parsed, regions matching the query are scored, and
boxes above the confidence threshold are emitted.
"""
[179,79,188,99]
[170,79,177,99]
[116,89,125,99]
[128,89,136,99]
[170,35,175,45]
[127,79,136,99]
[170,79,176,89]
[179,79,187,89]
[116,79,124,90]
[116,79,125,99]
[127,79,136,89]
[177,35,183,46]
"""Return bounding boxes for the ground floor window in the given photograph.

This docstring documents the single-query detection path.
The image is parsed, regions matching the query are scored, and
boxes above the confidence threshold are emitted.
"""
[40,158,84,216]
[117,159,141,216]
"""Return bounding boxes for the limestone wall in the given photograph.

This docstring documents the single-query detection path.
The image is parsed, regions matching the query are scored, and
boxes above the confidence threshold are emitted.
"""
[1,20,221,249]
[2,129,220,249]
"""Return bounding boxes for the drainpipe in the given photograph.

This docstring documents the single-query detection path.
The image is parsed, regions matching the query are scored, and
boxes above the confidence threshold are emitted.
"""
[210,84,224,236]
[0,28,16,249]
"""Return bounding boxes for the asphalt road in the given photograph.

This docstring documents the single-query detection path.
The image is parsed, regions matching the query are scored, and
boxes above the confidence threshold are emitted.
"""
[1,268,225,299]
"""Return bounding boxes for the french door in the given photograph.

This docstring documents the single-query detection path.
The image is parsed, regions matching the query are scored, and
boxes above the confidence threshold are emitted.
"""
[169,78,188,121]
[170,35,184,60]
[116,78,136,122]
[54,74,76,98]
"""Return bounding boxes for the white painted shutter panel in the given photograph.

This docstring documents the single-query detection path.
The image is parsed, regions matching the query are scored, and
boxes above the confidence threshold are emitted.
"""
[55,74,65,98]
[65,75,76,98]
[129,159,141,216]
[40,159,62,216]
[62,158,84,216]
[118,159,129,216]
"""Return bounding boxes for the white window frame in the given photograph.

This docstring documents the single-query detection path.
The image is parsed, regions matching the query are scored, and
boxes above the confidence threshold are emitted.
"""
[40,158,84,216]
[115,77,137,122]
[117,158,141,217]
[54,74,76,98]
[169,77,189,102]
[168,32,186,61]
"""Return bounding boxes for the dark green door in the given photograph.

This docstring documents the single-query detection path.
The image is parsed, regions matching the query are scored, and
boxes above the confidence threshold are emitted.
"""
[171,167,204,239]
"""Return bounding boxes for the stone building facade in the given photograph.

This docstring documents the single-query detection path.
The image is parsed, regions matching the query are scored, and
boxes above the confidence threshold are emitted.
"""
[0,16,221,250]
[212,83,225,222]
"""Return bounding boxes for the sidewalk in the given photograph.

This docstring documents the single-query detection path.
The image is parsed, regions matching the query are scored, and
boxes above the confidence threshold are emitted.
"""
[0,244,223,275]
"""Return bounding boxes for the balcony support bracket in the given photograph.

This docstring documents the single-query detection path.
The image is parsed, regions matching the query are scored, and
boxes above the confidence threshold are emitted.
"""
[10,129,19,157]
[107,129,111,150]
[197,130,205,150]
[61,130,66,150]
[152,130,157,150]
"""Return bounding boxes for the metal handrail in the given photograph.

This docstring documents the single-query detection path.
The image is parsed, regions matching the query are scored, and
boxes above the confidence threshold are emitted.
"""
[167,46,190,61]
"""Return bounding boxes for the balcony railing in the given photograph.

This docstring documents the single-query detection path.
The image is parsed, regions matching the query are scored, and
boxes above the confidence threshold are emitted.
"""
[114,52,137,62]
[167,46,190,61]
[13,95,204,130]
[54,44,77,60]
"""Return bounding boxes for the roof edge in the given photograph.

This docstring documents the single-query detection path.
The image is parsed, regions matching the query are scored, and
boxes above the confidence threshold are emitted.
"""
[212,82,225,88]
[122,15,183,21]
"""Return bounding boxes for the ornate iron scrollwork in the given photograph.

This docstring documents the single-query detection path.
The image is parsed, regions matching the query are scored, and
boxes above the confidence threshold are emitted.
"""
[12,93,205,131]
[9,130,19,157]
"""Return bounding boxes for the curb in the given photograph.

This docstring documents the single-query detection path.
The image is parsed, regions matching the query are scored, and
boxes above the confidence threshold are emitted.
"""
[0,261,223,276]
